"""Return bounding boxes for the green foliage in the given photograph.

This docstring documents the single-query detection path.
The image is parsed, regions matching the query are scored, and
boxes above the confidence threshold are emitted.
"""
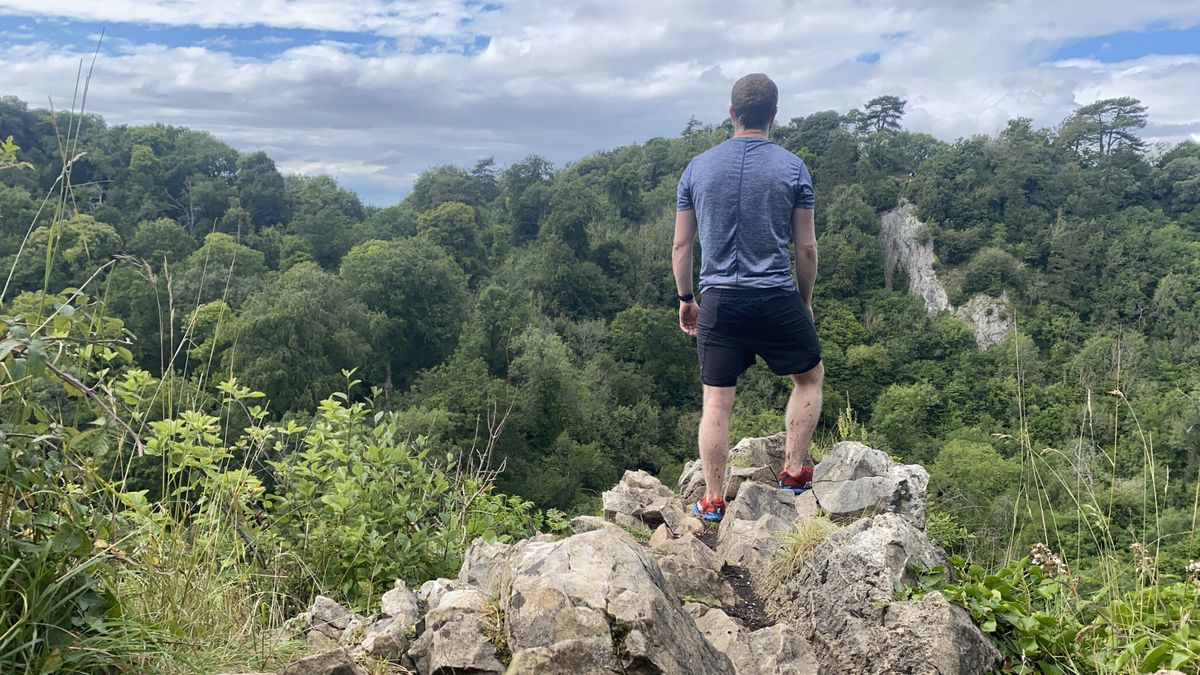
[910,554,1200,674]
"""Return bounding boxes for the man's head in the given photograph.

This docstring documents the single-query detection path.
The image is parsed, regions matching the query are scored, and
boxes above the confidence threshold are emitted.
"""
[729,73,778,132]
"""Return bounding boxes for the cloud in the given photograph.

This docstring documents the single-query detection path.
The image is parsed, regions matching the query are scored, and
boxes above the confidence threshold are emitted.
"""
[0,1,1198,204]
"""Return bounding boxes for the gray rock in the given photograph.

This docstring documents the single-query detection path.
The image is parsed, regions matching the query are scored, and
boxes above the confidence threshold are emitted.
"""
[601,470,675,525]
[337,615,367,646]
[650,532,736,606]
[458,538,514,596]
[358,615,408,660]
[694,610,819,675]
[812,441,929,528]
[771,513,998,674]
[415,578,469,614]
[279,648,367,675]
[379,579,420,627]
[881,592,1004,675]
[407,587,504,674]
[571,515,626,535]
[716,514,793,569]
[507,641,619,674]
[612,511,654,538]
[304,596,360,640]
[641,496,704,536]
[680,434,812,503]
[794,490,821,519]
[499,529,735,674]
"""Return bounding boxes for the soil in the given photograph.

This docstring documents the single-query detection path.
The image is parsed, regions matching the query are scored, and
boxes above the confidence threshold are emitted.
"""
[696,523,773,630]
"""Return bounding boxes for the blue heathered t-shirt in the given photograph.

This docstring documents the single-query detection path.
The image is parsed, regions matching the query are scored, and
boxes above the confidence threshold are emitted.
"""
[676,136,814,290]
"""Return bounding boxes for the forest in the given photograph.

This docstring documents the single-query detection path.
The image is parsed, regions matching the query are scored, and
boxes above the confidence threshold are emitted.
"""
[2,90,1199,672]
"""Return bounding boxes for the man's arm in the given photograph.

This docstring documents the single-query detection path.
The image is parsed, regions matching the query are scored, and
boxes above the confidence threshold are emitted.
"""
[673,208,699,335]
[792,207,817,313]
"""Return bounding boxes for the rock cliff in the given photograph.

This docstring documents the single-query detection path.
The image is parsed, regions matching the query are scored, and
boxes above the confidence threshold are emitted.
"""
[881,200,1014,349]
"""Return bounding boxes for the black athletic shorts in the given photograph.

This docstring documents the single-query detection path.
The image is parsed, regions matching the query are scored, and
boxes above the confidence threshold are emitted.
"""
[696,287,821,387]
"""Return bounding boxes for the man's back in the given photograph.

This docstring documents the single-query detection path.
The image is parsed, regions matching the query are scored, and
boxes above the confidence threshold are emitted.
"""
[676,136,814,290]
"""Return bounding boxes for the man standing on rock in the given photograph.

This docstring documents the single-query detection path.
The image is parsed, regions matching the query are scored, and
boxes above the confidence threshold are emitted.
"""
[672,73,823,522]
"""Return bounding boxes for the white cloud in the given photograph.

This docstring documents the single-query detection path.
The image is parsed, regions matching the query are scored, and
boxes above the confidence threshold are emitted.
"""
[0,1,1198,203]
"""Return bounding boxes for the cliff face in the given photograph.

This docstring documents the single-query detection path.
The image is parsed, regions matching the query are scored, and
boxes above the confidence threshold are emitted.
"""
[881,200,1013,349]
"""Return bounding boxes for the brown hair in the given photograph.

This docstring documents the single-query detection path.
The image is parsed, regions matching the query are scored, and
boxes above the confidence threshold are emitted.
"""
[730,74,778,130]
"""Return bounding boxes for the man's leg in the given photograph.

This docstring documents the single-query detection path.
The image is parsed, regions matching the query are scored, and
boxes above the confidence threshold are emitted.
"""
[700,384,737,501]
[783,362,824,474]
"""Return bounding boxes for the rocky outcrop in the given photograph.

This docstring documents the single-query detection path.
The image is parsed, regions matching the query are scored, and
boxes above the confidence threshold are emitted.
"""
[770,513,1000,674]
[499,529,735,674]
[812,441,929,528]
[280,434,1000,675]
[881,200,1013,349]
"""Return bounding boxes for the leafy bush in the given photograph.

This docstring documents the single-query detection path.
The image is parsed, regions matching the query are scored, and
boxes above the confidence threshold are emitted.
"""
[908,552,1200,674]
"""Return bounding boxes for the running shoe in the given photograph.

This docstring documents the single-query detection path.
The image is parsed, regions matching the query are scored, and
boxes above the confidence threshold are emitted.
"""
[692,496,726,522]
[779,466,813,494]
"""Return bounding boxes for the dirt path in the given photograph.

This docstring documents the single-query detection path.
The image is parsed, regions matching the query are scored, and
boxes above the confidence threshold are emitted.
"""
[696,524,772,630]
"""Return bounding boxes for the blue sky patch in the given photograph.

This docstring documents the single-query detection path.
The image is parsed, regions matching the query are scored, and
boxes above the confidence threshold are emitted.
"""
[0,13,490,59]
[1049,24,1200,63]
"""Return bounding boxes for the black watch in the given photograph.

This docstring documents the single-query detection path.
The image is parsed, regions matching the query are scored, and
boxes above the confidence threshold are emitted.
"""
[677,292,695,303]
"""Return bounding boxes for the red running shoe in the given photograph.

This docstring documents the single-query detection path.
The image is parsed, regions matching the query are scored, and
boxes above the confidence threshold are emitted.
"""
[691,496,726,522]
[779,466,813,494]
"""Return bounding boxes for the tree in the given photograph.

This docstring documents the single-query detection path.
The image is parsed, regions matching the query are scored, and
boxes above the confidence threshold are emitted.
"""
[175,232,268,308]
[286,174,364,266]
[1059,97,1148,157]
[128,217,196,264]
[339,238,469,392]
[235,152,288,228]
[225,262,373,413]
[608,305,698,406]
[859,95,907,135]
[416,201,488,283]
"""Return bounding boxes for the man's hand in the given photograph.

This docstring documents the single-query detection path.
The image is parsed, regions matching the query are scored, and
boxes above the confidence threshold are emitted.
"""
[679,301,698,336]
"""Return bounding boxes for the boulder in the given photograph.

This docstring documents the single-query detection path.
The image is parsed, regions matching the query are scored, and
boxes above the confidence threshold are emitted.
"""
[715,481,799,568]
[694,609,819,675]
[379,579,420,628]
[358,615,408,660]
[303,596,361,640]
[507,641,619,674]
[571,515,627,535]
[881,592,1005,675]
[415,578,470,614]
[640,496,704,536]
[279,648,367,675]
[458,538,514,596]
[406,587,505,674]
[812,441,929,528]
[499,529,735,674]
[794,490,821,519]
[601,470,675,524]
[770,513,998,674]
[649,532,736,606]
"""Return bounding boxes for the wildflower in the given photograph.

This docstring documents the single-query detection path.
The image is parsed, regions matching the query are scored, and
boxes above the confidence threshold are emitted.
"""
[1129,542,1156,580]
[1030,542,1068,578]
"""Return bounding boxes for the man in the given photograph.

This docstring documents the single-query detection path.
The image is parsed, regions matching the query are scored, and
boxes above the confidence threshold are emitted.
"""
[672,73,823,522]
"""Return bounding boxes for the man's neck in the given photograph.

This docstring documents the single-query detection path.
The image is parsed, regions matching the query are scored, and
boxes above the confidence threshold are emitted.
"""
[733,127,769,138]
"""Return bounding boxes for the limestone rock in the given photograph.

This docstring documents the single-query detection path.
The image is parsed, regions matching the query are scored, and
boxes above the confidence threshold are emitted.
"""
[794,490,821,519]
[694,609,819,675]
[716,513,793,569]
[358,615,408,660]
[812,441,929,528]
[407,587,504,674]
[771,513,997,674]
[507,641,619,674]
[602,470,675,526]
[650,532,736,606]
[458,538,514,596]
[640,496,704,536]
[499,529,735,674]
[379,579,420,628]
[679,434,810,503]
[415,578,469,614]
[882,592,1004,675]
[303,596,361,640]
[279,648,367,675]
[337,615,367,646]
[571,515,627,535]
[953,292,1013,349]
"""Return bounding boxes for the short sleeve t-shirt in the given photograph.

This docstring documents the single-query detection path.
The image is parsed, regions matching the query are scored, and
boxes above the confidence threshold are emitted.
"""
[677,136,814,290]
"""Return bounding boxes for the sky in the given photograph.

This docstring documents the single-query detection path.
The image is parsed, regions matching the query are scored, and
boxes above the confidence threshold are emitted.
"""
[1,1,1198,205]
